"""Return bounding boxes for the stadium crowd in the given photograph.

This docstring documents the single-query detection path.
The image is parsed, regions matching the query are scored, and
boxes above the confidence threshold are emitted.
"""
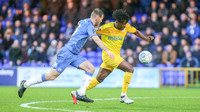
[0,0,200,67]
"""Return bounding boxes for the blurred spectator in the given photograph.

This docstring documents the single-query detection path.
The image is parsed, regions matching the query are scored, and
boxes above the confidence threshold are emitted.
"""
[179,51,199,67]
[64,21,73,38]
[23,33,32,46]
[180,29,191,45]
[180,13,189,29]
[186,0,198,15]
[124,49,137,66]
[48,32,56,43]
[148,12,159,32]
[36,47,48,65]
[58,33,68,45]
[100,0,112,20]
[64,0,78,28]
[38,32,49,46]
[127,34,139,51]
[139,39,150,51]
[169,3,180,17]
[14,20,24,34]
[122,0,135,16]
[0,22,4,38]
[170,31,179,44]
[3,32,13,51]
[147,1,158,16]
[9,40,22,66]
[191,43,200,62]
[159,15,171,30]
[149,35,162,53]
[21,39,29,63]
[0,4,8,19]
[0,42,6,64]
[179,44,190,59]
[12,29,23,43]
[158,2,168,19]
[47,40,57,61]
[161,27,170,45]
[78,0,92,20]
[135,45,142,65]
[83,37,98,51]
[6,8,13,21]
[130,16,139,30]
[29,26,38,41]
[162,44,177,67]
[139,15,148,32]
[171,20,180,33]
[46,0,64,16]
[152,45,163,66]
[28,45,37,63]
[186,19,200,40]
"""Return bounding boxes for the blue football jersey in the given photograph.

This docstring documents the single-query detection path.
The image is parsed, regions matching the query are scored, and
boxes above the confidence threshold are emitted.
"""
[65,18,97,54]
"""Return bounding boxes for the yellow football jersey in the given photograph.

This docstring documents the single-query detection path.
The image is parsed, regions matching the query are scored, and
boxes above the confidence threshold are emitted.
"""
[96,22,137,55]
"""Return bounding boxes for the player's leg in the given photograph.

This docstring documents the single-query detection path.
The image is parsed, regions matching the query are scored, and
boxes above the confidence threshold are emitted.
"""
[18,68,61,98]
[18,47,72,98]
[117,60,134,104]
[87,67,112,90]
[77,60,95,96]
[70,56,96,104]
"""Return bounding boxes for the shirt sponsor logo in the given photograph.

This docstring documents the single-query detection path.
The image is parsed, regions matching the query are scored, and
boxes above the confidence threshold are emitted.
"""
[108,36,122,40]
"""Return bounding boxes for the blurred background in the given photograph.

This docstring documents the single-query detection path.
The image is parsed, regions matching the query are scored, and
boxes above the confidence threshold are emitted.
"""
[0,0,199,88]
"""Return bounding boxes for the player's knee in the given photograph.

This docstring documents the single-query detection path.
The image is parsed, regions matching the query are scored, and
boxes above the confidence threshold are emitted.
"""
[127,67,134,73]
[87,66,95,74]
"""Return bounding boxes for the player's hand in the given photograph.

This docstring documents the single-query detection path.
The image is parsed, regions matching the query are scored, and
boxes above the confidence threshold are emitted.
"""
[147,36,154,41]
[106,51,114,59]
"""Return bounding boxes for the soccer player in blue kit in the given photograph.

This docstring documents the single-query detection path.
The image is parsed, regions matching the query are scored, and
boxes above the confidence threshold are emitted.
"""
[18,8,114,104]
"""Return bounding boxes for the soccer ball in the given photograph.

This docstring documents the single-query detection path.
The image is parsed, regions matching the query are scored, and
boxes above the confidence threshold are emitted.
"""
[139,51,152,64]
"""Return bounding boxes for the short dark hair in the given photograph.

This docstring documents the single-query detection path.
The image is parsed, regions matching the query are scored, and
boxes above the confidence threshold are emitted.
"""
[91,8,104,18]
[112,9,130,23]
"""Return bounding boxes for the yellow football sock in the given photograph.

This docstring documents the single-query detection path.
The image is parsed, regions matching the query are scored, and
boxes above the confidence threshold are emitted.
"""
[122,72,133,93]
[86,77,100,91]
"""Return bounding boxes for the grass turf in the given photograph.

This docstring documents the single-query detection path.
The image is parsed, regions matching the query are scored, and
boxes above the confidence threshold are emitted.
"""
[0,87,200,112]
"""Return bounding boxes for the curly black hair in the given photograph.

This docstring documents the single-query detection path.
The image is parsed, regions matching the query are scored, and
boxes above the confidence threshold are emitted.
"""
[112,9,130,23]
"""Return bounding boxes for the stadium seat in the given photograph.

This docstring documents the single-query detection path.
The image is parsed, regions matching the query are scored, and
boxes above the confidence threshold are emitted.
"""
[87,51,96,58]
[21,62,30,66]
[87,57,96,65]
[97,51,102,58]
[156,64,166,68]
[3,62,11,67]
[137,63,144,67]
[79,51,87,57]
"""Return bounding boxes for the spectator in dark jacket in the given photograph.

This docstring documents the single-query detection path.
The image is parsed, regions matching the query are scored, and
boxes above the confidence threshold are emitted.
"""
[179,51,199,67]
[36,47,48,65]
[9,40,22,66]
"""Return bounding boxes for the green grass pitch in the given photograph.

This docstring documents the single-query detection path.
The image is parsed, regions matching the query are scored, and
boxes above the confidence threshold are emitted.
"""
[0,87,200,112]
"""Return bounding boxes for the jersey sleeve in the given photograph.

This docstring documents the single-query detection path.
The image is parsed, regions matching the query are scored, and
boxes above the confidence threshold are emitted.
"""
[126,23,137,33]
[87,25,97,38]
[96,25,109,35]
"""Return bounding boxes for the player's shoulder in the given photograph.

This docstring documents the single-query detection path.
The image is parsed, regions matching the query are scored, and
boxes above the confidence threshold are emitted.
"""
[100,22,114,29]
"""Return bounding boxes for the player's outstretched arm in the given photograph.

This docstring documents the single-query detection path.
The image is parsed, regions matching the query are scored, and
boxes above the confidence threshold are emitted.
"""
[92,36,114,59]
[134,30,154,42]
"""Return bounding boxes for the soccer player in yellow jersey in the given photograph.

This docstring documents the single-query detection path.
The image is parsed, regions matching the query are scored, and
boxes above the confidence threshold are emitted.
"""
[86,9,154,104]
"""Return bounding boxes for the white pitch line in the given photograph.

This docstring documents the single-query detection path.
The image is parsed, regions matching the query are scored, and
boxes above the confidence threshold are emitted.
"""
[20,97,200,112]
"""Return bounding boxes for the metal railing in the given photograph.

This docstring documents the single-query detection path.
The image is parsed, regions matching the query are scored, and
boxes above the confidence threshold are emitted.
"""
[159,68,200,88]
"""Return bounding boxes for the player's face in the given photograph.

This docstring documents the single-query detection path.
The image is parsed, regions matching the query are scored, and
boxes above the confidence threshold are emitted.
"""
[95,15,104,26]
[116,20,127,30]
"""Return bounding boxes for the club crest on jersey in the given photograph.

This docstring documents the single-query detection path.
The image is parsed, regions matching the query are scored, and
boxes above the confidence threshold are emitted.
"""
[108,36,122,40]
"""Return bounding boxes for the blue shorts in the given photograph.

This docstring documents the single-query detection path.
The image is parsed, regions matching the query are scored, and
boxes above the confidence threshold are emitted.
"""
[52,47,87,73]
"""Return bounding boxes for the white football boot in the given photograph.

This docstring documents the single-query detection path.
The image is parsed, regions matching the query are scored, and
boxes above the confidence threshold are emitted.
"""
[120,95,134,104]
